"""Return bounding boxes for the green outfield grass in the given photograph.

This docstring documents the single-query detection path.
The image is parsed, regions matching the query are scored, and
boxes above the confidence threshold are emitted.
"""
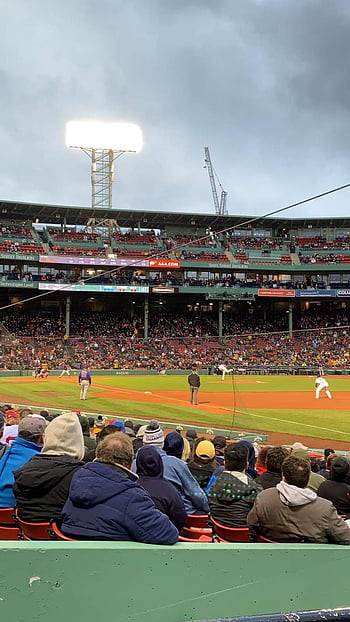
[0,374,349,442]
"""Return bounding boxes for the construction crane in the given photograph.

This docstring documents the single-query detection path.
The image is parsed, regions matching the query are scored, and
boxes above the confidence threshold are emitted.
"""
[204,147,228,215]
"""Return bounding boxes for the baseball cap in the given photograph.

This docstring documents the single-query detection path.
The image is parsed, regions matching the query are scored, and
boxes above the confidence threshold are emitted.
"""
[213,435,226,450]
[5,410,19,420]
[291,442,308,451]
[18,416,47,436]
[195,440,216,460]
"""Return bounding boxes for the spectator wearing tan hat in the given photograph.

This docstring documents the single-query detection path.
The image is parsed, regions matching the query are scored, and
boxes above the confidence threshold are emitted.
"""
[0,415,47,508]
[188,439,217,490]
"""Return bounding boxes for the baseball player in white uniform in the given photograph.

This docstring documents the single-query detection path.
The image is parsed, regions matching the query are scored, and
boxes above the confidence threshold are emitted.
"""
[218,364,233,381]
[315,376,332,400]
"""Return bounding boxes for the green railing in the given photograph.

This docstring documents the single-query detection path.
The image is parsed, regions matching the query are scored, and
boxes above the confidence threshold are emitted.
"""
[0,541,348,622]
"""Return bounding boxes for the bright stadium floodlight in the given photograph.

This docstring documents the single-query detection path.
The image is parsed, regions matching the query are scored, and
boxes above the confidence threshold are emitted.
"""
[65,120,143,213]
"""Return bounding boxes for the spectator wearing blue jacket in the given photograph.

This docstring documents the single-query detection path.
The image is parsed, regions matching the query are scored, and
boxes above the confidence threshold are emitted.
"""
[0,416,47,508]
[61,433,178,544]
[133,423,209,515]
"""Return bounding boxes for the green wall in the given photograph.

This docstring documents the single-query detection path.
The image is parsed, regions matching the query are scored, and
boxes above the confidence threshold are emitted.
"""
[0,541,348,622]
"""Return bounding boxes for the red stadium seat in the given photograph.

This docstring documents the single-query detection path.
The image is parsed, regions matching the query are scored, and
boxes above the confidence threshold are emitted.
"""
[211,517,251,542]
[50,522,76,541]
[17,516,51,540]
[182,514,212,538]
[0,507,20,540]
[178,534,212,542]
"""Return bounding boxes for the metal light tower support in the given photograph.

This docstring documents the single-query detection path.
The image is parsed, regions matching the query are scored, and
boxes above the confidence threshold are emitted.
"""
[81,148,124,210]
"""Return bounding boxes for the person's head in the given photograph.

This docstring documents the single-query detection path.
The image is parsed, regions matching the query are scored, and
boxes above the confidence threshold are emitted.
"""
[193,439,216,466]
[224,443,249,473]
[96,433,134,469]
[110,420,126,433]
[324,448,335,460]
[282,455,310,488]
[39,410,50,421]
[124,419,134,431]
[136,445,163,478]
[18,416,47,446]
[266,446,290,474]
[42,413,85,461]
[96,424,121,445]
[291,447,310,465]
[5,410,19,426]
[181,437,191,462]
[327,453,337,470]
[212,436,226,455]
[256,445,272,469]
[186,429,197,442]
[18,408,32,420]
[143,420,164,448]
[164,431,184,459]
[79,415,90,436]
[330,456,350,482]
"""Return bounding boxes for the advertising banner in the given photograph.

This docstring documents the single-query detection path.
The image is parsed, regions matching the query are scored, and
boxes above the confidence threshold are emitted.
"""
[39,255,181,269]
[38,283,149,293]
[337,289,350,297]
[258,289,295,297]
[296,290,336,298]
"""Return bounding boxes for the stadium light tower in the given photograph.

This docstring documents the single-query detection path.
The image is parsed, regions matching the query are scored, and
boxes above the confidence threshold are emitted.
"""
[65,121,143,212]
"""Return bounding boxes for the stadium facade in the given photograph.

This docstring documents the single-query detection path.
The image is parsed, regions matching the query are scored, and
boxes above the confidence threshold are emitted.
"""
[0,200,349,374]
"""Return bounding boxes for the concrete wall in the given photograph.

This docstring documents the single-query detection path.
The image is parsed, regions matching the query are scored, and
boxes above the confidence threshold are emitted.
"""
[0,541,348,622]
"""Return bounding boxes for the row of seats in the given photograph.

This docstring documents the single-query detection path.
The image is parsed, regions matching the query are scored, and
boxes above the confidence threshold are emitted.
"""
[0,508,272,543]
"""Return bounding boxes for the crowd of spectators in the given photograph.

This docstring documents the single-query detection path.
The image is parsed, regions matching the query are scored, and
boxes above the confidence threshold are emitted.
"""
[0,409,350,544]
[299,253,350,264]
[0,308,348,371]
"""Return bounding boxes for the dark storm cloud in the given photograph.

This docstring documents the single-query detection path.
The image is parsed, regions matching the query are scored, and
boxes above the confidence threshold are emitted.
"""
[1,0,350,219]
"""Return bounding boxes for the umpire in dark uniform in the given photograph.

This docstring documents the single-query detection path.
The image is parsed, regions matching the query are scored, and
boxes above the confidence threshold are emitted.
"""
[188,366,200,405]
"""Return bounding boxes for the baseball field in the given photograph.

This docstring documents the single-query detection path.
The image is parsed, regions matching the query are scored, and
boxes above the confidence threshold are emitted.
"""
[0,373,349,447]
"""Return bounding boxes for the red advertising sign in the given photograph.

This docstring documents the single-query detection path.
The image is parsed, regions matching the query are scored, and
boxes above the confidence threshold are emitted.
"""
[258,289,295,297]
[148,259,180,269]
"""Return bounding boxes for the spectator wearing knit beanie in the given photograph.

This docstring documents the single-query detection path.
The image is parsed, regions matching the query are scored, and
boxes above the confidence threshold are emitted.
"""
[132,423,209,515]
[13,413,85,523]
[143,420,164,448]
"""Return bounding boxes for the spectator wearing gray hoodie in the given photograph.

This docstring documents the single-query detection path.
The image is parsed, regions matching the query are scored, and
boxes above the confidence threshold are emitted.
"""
[247,455,350,544]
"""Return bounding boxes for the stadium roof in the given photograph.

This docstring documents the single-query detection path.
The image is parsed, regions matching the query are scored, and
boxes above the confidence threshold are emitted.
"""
[0,198,349,229]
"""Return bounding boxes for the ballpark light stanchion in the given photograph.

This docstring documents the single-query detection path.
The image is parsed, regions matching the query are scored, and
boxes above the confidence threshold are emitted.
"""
[65,120,143,231]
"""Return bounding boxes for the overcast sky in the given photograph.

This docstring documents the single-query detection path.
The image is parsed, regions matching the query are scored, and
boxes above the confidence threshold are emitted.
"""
[1,0,350,220]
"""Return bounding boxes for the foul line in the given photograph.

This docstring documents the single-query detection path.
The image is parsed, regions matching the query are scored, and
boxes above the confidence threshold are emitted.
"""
[220,407,350,438]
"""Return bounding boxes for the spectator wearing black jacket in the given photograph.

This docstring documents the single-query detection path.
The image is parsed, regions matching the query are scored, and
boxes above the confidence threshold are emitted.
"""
[136,445,187,531]
[318,456,350,518]
[13,413,85,522]
[255,446,289,490]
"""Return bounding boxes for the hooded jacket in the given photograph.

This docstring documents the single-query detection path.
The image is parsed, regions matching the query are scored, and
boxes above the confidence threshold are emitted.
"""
[13,413,85,522]
[318,457,350,518]
[209,470,262,527]
[0,436,42,508]
[132,446,209,515]
[61,461,179,544]
[136,446,187,531]
[13,455,83,522]
[247,483,350,544]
